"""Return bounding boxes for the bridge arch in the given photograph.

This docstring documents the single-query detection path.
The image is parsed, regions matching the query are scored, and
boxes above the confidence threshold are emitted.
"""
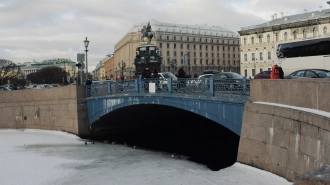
[86,94,246,136]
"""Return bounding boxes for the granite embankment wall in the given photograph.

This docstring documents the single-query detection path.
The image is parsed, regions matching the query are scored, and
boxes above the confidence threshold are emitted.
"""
[237,79,330,182]
[0,86,90,137]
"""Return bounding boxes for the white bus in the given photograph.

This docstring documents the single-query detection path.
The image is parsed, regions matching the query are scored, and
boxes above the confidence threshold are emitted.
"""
[276,37,330,75]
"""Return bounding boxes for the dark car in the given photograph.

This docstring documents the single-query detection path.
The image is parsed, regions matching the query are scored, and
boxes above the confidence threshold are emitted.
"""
[254,70,271,79]
[284,69,330,79]
[212,72,250,89]
[203,69,219,74]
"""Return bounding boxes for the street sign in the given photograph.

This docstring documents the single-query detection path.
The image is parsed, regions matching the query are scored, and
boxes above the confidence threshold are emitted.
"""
[77,53,85,62]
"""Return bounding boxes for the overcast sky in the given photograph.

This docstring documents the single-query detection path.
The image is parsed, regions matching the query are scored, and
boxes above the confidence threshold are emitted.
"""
[0,0,329,70]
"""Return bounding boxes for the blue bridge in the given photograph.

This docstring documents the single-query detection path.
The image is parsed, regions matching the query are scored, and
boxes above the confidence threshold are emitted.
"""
[86,77,250,136]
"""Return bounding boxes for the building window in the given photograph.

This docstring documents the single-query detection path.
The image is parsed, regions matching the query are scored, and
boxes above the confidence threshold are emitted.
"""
[181,44,183,49]
[206,59,208,64]
[228,54,230,58]
[244,69,247,77]
[303,29,307,38]
[268,51,271,59]
[200,45,202,50]
[167,51,170,56]
[260,52,263,60]
[217,46,219,51]
[194,52,196,57]
[223,53,225,58]
[194,45,196,50]
[293,31,297,40]
[223,47,225,51]
[206,46,208,50]
[160,43,162,48]
[167,36,169,40]
[187,37,189,41]
[174,44,176,49]
[244,38,247,45]
[284,32,288,41]
[323,26,328,34]
[252,53,255,60]
[275,33,279,42]
[206,53,208,57]
[200,59,202,65]
[200,52,202,57]
[228,47,230,51]
[251,37,254,44]
[212,53,214,57]
[313,28,317,37]
[244,54,247,61]
[217,53,219,57]
[258,35,262,43]
[174,36,176,40]
[167,43,169,48]
[217,60,220,65]
[252,69,255,76]
[267,34,270,43]
[260,68,263,73]
[187,45,189,49]
[180,37,183,40]
[181,52,183,57]
[211,46,213,50]
[194,59,196,64]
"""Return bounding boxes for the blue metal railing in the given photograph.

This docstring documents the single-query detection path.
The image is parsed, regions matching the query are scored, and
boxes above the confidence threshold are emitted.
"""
[86,77,250,98]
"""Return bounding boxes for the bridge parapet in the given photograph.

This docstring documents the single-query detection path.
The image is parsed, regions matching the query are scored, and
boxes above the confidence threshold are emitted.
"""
[87,77,250,99]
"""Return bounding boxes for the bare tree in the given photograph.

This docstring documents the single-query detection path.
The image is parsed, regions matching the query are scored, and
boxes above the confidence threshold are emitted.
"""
[0,59,22,85]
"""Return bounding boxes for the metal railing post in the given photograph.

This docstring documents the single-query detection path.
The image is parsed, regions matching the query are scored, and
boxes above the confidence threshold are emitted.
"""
[168,77,172,94]
[242,77,247,95]
[135,79,139,93]
[209,78,214,96]
[107,82,111,95]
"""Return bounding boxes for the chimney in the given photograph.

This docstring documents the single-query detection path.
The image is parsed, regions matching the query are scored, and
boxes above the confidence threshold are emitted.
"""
[274,13,277,19]
[280,12,283,18]
[304,9,307,13]
[271,15,274,21]
[320,6,322,12]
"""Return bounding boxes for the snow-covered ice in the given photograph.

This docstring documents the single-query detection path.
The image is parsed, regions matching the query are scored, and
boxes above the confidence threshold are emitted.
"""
[0,129,292,185]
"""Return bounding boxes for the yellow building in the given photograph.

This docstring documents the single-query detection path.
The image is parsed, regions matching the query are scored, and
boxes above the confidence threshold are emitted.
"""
[114,19,240,77]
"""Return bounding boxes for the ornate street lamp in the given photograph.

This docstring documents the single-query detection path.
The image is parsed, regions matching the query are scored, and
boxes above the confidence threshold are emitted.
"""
[84,37,89,80]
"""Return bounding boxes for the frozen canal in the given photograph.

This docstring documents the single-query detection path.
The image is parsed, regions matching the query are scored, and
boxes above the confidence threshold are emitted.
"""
[0,129,292,185]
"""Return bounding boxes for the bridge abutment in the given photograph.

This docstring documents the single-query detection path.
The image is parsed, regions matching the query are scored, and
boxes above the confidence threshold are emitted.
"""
[0,86,90,137]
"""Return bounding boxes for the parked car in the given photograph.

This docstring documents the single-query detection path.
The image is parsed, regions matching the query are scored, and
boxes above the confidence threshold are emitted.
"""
[157,72,178,89]
[212,72,250,89]
[284,69,330,79]
[0,86,11,91]
[254,70,271,79]
[51,84,61,87]
[27,84,38,89]
[203,69,219,74]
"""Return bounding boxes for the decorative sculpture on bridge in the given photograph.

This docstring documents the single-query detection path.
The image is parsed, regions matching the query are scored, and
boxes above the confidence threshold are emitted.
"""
[134,22,162,76]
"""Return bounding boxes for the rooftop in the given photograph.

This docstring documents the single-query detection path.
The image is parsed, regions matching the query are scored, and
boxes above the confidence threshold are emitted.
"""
[241,8,330,31]
[127,19,239,38]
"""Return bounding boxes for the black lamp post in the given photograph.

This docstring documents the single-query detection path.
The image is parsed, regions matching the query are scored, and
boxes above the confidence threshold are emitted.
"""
[84,37,89,80]
[118,60,126,81]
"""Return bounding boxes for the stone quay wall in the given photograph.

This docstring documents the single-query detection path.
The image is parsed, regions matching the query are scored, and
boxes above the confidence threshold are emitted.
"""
[0,86,90,137]
[237,79,330,182]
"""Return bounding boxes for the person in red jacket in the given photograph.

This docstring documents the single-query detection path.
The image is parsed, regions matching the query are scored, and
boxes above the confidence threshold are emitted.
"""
[271,65,280,79]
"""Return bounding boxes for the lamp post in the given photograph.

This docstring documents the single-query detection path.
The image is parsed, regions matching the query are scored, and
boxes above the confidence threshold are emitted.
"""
[170,59,177,74]
[118,60,126,81]
[84,37,89,81]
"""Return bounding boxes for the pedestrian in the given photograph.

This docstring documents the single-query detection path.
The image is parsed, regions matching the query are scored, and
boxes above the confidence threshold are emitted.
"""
[178,66,187,78]
[278,66,284,79]
[270,65,280,79]
[86,78,93,85]
[142,66,151,79]
[151,69,159,78]
[141,66,151,92]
